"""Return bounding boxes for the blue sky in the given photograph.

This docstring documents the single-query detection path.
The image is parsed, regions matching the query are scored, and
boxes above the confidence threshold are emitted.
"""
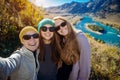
[29,0,90,8]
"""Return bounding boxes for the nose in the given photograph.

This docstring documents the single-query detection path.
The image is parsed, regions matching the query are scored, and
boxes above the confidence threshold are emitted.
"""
[46,28,49,32]
[29,37,35,40]
[60,26,64,30]
[46,28,51,32]
[29,37,36,44]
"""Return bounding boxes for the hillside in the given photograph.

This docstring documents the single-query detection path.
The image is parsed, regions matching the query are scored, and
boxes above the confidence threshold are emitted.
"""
[87,34,120,79]
[45,0,120,26]
[46,0,120,14]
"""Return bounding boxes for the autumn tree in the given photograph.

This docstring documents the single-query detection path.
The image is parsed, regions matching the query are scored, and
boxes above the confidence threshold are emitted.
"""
[0,0,44,57]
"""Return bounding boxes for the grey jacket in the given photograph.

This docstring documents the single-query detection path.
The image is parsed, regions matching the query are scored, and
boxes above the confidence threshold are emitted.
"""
[0,46,39,80]
[69,31,91,80]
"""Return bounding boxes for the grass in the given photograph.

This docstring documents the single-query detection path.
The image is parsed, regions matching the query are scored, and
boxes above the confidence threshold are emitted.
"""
[86,34,120,80]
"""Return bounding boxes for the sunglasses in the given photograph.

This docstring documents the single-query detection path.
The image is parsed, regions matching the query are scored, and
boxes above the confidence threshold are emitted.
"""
[55,21,67,31]
[23,33,39,40]
[41,26,55,32]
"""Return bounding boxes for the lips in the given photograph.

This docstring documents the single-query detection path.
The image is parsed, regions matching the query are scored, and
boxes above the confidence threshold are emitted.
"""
[44,33,53,38]
[28,43,37,46]
[45,33,51,36]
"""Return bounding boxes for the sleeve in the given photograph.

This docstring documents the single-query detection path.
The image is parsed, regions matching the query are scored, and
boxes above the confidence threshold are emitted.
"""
[77,32,91,80]
[0,51,21,78]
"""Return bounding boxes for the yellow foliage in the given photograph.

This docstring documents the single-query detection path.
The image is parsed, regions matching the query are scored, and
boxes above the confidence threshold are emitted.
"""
[86,34,120,79]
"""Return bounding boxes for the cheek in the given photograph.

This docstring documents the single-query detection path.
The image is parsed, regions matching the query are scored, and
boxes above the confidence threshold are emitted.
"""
[22,41,29,48]
[57,30,61,34]
[41,32,46,37]
[35,39,39,47]
[35,39,39,43]
[50,33,54,38]
[22,40,28,45]
[65,26,68,30]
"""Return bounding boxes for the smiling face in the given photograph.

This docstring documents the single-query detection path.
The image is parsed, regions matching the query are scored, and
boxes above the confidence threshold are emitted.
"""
[54,19,69,36]
[40,24,54,44]
[22,31,39,52]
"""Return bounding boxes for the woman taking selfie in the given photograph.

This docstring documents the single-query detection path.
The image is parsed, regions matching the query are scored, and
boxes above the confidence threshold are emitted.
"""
[0,26,40,80]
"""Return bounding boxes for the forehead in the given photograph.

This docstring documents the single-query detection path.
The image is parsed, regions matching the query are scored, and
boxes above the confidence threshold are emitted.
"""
[24,31,37,35]
[55,19,64,24]
[44,24,53,27]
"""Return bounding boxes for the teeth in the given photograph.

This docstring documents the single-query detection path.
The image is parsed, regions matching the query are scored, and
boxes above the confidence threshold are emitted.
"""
[29,45,35,46]
[45,33,50,36]
[28,43,36,46]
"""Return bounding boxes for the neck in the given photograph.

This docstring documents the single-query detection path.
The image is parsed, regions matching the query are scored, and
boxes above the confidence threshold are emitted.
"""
[43,39,51,44]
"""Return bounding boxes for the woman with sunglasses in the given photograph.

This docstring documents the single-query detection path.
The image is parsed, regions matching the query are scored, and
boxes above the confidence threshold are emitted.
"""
[0,26,40,80]
[53,16,91,80]
[37,18,60,80]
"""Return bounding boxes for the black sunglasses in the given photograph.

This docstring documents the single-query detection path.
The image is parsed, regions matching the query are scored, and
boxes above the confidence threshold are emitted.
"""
[23,33,39,40]
[41,26,55,32]
[55,21,67,31]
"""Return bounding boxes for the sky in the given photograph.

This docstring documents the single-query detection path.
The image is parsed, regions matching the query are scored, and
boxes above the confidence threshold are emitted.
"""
[29,0,90,8]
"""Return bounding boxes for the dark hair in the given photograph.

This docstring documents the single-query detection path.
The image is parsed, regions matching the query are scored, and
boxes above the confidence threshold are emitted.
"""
[38,30,60,63]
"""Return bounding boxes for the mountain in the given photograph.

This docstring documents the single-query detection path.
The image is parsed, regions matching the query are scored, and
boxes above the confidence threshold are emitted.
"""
[45,0,120,18]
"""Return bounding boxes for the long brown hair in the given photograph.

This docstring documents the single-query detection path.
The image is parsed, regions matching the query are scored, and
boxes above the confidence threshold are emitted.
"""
[53,16,80,65]
[38,29,60,63]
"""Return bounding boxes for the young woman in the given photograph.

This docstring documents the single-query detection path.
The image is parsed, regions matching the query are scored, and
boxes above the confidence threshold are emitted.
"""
[53,16,91,80]
[0,26,40,80]
[37,18,60,80]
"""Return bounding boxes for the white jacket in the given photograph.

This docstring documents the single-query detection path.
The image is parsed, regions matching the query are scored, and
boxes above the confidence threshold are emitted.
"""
[0,46,39,80]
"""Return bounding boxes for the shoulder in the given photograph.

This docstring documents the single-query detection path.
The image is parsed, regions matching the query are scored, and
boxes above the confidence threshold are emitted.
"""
[76,31,87,41]
[9,49,22,59]
[75,31,90,48]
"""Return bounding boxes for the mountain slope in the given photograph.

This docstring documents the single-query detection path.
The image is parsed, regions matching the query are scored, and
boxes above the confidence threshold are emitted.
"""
[46,0,120,16]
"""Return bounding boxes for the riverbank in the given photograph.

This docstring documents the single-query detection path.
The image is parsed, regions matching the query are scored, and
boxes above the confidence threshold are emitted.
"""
[85,24,103,35]
[93,13,120,26]
[44,12,120,26]
[92,14,120,32]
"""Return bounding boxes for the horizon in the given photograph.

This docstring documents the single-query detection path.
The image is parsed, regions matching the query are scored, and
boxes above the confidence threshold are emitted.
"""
[29,0,90,8]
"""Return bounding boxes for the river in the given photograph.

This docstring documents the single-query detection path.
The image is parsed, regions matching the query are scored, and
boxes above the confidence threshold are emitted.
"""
[75,16,120,48]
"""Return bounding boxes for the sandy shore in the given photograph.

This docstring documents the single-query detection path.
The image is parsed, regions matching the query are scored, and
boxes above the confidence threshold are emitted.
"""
[92,13,120,26]
[85,24,103,35]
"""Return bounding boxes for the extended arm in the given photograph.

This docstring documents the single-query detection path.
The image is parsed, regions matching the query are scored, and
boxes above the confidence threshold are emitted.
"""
[0,52,21,78]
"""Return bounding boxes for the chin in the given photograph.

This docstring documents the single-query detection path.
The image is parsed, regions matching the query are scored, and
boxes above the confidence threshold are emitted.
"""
[29,47,37,51]
[30,49,36,52]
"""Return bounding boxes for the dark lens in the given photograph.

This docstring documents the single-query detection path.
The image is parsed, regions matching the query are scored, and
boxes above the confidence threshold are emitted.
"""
[23,35,31,40]
[55,26,60,31]
[41,26,47,32]
[33,33,39,38]
[61,22,66,27]
[49,27,55,32]
[56,25,60,28]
